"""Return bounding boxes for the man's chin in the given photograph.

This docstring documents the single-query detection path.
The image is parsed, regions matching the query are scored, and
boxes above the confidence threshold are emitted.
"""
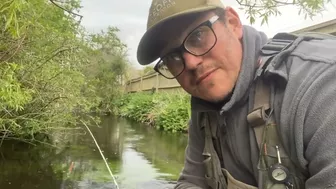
[204,95,227,103]
[197,86,233,103]
[196,92,229,104]
[188,85,232,103]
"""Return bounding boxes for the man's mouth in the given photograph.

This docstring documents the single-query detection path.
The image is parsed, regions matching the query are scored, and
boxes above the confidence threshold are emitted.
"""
[196,68,218,85]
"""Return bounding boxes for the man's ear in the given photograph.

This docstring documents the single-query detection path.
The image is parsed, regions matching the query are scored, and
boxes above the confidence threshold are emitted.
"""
[224,7,243,40]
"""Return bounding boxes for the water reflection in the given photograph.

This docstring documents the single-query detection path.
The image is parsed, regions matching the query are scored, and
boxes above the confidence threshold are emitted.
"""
[0,115,188,189]
[0,141,64,189]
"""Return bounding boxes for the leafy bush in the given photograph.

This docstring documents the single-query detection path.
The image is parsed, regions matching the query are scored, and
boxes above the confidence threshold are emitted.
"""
[113,92,191,133]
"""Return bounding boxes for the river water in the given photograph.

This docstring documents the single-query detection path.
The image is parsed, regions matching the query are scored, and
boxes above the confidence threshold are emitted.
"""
[0,116,188,189]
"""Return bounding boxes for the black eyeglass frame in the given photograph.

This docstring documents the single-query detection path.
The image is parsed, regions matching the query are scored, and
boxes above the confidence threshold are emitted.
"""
[154,15,220,79]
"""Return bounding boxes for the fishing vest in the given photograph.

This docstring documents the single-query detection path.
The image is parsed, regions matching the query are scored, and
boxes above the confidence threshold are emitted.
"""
[199,32,336,189]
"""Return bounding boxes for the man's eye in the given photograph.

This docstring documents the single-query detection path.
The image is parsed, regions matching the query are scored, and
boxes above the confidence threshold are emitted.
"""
[189,30,204,43]
[167,53,182,61]
[187,26,209,47]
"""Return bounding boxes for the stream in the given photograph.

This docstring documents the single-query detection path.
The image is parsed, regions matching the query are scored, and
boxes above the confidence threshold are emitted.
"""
[0,116,188,189]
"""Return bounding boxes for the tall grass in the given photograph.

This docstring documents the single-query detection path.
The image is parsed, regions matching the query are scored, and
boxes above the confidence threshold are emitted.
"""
[113,92,191,133]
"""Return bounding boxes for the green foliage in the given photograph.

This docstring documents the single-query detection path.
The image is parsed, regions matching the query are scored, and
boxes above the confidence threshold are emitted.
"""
[0,0,128,143]
[237,0,328,25]
[0,63,32,111]
[115,93,155,122]
[82,27,128,113]
[142,66,155,76]
[113,92,191,133]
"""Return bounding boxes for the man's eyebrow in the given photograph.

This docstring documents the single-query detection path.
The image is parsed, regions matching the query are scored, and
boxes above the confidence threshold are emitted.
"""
[160,37,182,56]
[166,46,183,56]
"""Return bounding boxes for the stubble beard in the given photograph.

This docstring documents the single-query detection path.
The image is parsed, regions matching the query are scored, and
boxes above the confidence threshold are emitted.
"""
[198,81,229,103]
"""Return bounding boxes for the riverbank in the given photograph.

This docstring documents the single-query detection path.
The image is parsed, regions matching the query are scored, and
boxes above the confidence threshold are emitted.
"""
[113,92,191,133]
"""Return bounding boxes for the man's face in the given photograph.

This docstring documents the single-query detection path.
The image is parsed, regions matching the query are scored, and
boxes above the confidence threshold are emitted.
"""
[159,8,243,103]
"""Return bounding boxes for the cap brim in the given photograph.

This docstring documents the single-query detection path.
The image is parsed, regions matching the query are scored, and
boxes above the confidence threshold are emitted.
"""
[137,6,219,65]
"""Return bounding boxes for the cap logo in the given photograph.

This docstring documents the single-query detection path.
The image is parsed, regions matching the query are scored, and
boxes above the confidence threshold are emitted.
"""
[149,0,176,24]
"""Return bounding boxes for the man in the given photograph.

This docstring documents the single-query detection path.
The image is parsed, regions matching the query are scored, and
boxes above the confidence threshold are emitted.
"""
[137,0,336,188]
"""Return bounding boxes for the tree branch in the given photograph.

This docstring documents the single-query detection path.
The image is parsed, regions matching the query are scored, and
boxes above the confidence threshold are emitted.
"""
[0,34,27,62]
[236,0,295,8]
[49,0,83,23]
[19,46,79,82]
[40,96,68,112]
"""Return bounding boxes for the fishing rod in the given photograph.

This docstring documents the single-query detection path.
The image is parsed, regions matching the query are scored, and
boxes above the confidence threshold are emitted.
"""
[81,120,120,189]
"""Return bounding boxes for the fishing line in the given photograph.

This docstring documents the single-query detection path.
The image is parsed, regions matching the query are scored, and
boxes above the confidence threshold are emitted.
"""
[81,120,119,189]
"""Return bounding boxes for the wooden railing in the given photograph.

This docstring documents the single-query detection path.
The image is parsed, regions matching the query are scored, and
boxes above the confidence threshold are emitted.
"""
[125,71,184,93]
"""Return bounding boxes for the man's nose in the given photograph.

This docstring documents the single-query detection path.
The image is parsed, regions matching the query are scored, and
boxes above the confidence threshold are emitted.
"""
[182,51,203,70]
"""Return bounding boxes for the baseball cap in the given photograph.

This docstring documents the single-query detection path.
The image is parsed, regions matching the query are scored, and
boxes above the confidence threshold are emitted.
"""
[137,0,225,65]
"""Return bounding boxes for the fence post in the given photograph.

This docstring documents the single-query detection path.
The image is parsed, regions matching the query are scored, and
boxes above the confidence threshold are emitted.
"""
[140,75,143,92]
[127,80,131,93]
[156,72,159,92]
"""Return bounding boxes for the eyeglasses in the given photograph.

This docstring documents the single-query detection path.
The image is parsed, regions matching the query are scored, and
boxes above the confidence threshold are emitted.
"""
[154,15,219,79]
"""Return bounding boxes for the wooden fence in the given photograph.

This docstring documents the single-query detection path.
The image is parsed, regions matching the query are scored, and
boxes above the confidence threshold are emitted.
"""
[125,70,184,93]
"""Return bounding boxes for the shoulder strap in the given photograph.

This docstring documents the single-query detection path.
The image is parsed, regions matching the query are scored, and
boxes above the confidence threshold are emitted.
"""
[249,30,335,131]
[247,79,271,151]
[248,35,312,182]
[248,34,296,150]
